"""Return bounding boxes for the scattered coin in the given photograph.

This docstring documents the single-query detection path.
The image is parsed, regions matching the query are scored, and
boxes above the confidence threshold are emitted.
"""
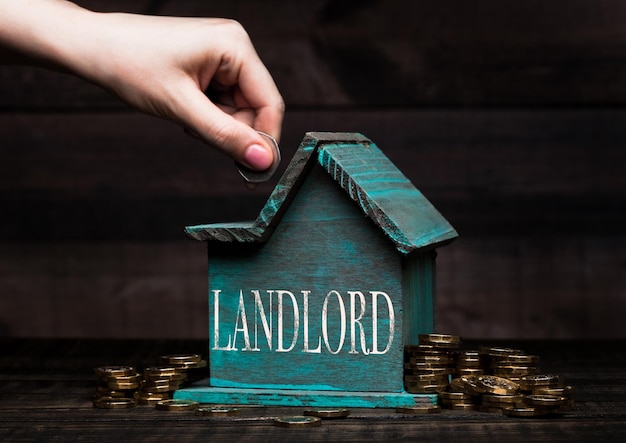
[155,399,200,411]
[273,416,322,428]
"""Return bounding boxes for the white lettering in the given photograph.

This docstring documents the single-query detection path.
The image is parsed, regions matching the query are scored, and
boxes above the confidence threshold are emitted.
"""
[253,290,272,351]
[232,290,252,351]
[348,291,370,355]
[276,290,299,353]
[370,291,395,355]
[322,290,346,354]
[212,290,233,351]
[302,290,322,353]
[211,289,396,355]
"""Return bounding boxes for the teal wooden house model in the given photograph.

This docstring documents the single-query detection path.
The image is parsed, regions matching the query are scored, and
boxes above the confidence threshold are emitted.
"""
[175,133,458,408]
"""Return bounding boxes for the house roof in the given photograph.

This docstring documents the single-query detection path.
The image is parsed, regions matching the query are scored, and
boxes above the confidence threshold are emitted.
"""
[185,132,458,254]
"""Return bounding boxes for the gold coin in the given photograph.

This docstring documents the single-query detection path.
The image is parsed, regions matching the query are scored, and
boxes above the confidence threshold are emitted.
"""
[410,355,454,364]
[448,378,466,392]
[406,383,447,394]
[404,367,453,376]
[396,404,441,414]
[497,354,539,365]
[405,362,451,371]
[455,350,480,358]
[479,346,524,357]
[519,374,563,387]
[455,368,485,376]
[93,397,136,409]
[478,376,519,395]
[493,366,537,377]
[525,394,568,408]
[439,391,473,401]
[155,399,199,411]
[303,408,350,419]
[482,394,525,405]
[175,360,208,370]
[144,366,180,377]
[136,397,163,406]
[405,345,451,356]
[273,416,322,428]
[196,406,241,417]
[160,354,202,365]
[144,372,186,382]
[418,333,461,344]
[107,381,139,390]
[94,366,136,378]
[140,384,171,393]
[533,386,574,397]
[456,375,485,395]
[107,374,141,384]
[502,406,551,417]
[141,378,171,388]
[404,374,448,383]
[455,359,483,368]
[451,403,478,411]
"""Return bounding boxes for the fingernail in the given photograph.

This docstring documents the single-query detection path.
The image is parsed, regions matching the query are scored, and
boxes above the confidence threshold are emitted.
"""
[244,144,273,170]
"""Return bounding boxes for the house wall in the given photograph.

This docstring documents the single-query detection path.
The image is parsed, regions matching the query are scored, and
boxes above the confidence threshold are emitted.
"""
[0,0,624,339]
[207,165,404,391]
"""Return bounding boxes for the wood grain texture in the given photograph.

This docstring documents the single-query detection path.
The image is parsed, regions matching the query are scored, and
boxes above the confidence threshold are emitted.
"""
[3,0,626,108]
[186,132,458,254]
[1,0,625,341]
[1,338,625,442]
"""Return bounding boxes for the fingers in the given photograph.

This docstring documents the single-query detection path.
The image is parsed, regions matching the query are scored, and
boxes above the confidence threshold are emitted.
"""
[179,81,280,170]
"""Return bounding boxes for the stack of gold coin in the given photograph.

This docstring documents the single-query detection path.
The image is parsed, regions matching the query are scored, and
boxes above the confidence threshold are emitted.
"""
[480,393,526,413]
[138,365,186,401]
[403,334,460,394]
[93,366,139,407]
[476,375,522,413]
[160,354,208,384]
[437,391,476,410]
[517,374,574,412]
[481,347,540,380]
[93,353,208,409]
[454,350,487,377]
[531,385,575,411]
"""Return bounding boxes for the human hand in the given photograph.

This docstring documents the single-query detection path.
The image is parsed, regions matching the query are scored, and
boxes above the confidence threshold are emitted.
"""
[0,1,284,172]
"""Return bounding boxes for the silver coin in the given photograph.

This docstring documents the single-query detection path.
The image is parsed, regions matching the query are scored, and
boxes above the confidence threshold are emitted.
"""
[235,131,281,183]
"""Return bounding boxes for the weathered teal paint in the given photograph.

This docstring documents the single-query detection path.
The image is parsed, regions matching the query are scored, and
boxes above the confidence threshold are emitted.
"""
[174,386,438,408]
[180,133,458,407]
[402,251,437,343]
[206,165,404,392]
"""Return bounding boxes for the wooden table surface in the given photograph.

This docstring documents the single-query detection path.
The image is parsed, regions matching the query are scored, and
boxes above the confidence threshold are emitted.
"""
[1,338,624,442]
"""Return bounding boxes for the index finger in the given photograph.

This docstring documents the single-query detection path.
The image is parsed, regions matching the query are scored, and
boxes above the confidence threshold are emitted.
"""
[236,50,285,141]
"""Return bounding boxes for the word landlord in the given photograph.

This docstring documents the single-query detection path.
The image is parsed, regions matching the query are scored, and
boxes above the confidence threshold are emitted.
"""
[212,289,396,355]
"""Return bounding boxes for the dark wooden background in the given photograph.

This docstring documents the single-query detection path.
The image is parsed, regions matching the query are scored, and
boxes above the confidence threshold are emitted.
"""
[0,0,624,339]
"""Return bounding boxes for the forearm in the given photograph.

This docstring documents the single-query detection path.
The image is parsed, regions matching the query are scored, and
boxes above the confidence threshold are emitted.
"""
[0,0,94,71]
